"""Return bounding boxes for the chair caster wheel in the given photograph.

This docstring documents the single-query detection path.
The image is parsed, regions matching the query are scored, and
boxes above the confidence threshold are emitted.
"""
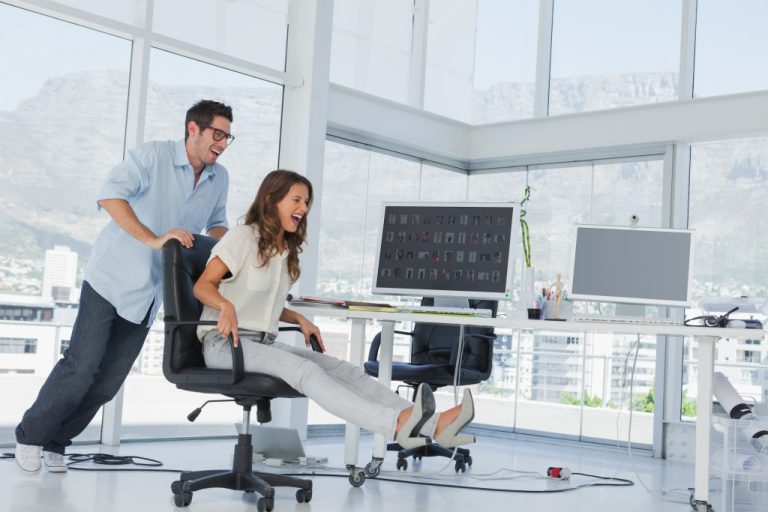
[348,469,366,487]
[296,488,313,503]
[396,458,408,471]
[466,455,473,466]
[170,480,183,494]
[173,491,193,507]
[455,460,467,473]
[365,460,382,477]
[256,497,274,512]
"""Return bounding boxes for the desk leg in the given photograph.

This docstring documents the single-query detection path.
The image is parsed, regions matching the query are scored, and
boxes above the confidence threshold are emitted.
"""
[372,320,395,459]
[693,335,717,511]
[344,318,367,467]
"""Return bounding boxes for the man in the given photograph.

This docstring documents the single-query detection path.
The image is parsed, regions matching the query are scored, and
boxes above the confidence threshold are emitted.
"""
[15,99,234,473]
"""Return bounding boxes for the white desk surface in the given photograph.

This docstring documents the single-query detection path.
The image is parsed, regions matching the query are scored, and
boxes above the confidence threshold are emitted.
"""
[291,305,759,339]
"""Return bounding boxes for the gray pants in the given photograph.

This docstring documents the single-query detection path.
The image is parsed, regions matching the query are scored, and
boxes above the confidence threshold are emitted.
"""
[202,332,437,440]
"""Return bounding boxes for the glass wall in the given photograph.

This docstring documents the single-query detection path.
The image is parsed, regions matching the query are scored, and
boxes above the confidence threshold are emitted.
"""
[0,3,132,444]
[549,0,681,115]
[316,142,665,444]
[328,0,768,123]
[471,0,538,124]
[694,1,768,98]
[423,0,477,122]
[153,0,289,70]
[468,159,664,444]
[330,0,414,104]
[0,0,286,444]
[683,137,768,420]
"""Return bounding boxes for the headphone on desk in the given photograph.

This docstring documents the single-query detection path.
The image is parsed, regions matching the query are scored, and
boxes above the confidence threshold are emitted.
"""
[684,306,739,327]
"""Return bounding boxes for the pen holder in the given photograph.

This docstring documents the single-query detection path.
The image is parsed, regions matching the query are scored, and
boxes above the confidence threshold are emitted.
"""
[527,308,542,320]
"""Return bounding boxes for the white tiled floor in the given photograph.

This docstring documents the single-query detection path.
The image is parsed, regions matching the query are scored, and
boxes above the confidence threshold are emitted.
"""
[1,432,697,512]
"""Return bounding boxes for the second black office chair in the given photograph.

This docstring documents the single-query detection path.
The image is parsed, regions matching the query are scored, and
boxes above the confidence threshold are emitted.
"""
[162,236,319,511]
[364,297,496,472]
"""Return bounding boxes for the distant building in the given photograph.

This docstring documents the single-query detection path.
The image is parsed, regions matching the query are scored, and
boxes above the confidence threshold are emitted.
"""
[42,246,78,300]
[0,293,55,322]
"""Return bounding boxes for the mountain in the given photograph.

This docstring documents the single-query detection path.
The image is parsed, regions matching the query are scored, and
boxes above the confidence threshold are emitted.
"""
[1,70,767,299]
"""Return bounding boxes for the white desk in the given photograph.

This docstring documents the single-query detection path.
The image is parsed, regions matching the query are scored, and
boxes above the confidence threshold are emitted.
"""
[292,306,757,507]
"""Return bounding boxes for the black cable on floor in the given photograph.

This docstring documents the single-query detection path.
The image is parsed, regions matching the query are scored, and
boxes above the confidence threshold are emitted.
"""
[65,453,184,472]
[279,470,634,493]
[4,451,635,494]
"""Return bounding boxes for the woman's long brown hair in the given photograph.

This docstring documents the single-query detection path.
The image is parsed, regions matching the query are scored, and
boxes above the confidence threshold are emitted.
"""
[243,170,313,283]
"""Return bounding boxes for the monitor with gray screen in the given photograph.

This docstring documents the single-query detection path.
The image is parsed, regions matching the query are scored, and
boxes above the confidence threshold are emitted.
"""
[372,202,519,301]
[569,225,694,307]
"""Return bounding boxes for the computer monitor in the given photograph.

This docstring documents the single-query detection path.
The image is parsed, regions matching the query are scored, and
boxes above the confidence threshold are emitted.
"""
[569,225,694,307]
[372,202,519,301]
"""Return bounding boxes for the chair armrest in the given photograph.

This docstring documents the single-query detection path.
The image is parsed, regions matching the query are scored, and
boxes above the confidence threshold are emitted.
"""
[368,330,414,361]
[164,319,244,384]
[279,326,323,352]
[449,332,496,367]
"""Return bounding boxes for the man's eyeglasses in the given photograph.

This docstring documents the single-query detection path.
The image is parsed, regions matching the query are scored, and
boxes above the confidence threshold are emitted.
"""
[204,126,235,145]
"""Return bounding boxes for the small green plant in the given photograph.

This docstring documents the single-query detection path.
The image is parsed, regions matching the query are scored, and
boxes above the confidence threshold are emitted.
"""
[520,184,532,268]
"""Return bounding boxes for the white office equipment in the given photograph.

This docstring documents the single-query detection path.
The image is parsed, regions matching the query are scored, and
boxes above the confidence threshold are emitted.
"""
[372,202,519,301]
[397,304,493,317]
[570,312,681,326]
[569,224,694,308]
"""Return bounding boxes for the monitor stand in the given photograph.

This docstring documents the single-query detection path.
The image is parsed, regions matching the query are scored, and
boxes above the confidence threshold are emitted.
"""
[433,297,470,309]
[615,303,644,319]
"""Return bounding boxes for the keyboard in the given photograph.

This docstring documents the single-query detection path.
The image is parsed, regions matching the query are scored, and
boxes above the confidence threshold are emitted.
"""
[398,305,494,318]
[570,313,681,326]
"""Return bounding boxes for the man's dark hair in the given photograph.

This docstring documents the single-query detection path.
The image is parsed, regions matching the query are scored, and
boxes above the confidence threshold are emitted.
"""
[184,100,233,140]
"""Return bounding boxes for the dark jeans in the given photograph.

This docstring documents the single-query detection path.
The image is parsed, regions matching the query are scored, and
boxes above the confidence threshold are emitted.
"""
[16,281,151,454]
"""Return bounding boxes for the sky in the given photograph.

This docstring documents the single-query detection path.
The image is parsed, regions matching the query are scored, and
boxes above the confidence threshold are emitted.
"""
[2,1,768,111]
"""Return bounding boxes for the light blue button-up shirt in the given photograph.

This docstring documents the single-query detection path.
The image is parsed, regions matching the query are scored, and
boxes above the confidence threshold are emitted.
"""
[84,139,229,325]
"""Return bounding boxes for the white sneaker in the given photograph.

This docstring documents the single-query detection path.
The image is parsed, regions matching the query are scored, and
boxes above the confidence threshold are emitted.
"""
[15,443,42,473]
[43,451,67,473]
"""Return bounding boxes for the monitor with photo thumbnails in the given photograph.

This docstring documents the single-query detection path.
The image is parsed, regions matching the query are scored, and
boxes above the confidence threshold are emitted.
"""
[569,224,694,307]
[372,202,519,302]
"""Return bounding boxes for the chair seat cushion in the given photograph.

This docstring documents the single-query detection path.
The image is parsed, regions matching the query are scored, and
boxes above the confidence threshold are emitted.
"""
[363,361,485,388]
[174,368,304,398]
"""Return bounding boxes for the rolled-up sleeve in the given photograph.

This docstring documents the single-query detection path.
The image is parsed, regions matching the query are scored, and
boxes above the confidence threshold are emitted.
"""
[96,148,150,207]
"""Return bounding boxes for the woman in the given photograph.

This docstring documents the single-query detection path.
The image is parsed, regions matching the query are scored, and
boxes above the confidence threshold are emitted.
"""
[193,170,474,450]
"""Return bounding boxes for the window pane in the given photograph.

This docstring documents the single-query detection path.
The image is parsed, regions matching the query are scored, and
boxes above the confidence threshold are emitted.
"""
[684,137,768,420]
[55,0,147,26]
[694,1,768,97]
[590,160,664,228]
[419,165,467,201]
[122,49,283,440]
[581,334,656,445]
[472,0,538,124]
[311,141,421,425]
[468,160,662,441]
[145,48,283,228]
[549,0,681,115]
[0,4,131,444]
[331,0,414,104]
[424,0,477,122]
[153,0,289,70]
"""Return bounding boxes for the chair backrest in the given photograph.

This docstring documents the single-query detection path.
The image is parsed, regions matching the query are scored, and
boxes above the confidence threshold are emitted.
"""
[162,236,219,377]
[410,297,497,373]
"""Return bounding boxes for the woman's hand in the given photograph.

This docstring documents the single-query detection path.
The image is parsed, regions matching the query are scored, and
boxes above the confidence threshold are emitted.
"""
[298,316,325,352]
[217,300,240,347]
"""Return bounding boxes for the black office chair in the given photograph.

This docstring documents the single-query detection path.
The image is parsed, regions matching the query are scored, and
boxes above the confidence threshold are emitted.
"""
[162,236,316,511]
[364,297,496,473]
